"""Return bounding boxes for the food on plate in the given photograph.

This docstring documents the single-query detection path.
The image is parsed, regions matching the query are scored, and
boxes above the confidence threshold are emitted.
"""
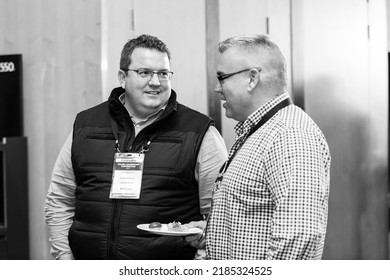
[167,221,188,232]
[148,222,162,229]
[147,221,189,232]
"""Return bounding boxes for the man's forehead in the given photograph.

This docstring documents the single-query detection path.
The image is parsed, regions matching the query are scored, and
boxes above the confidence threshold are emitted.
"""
[130,48,170,66]
[218,48,251,69]
[132,47,168,56]
[223,46,265,65]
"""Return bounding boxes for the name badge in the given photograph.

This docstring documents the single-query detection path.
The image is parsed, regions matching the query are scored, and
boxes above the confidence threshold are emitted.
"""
[109,153,144,199]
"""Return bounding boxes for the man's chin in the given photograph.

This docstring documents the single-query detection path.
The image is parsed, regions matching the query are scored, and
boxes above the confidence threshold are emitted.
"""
[224,110,232,119]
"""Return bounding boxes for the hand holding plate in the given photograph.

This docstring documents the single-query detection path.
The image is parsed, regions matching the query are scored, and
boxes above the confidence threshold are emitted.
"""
[184,220,206,249]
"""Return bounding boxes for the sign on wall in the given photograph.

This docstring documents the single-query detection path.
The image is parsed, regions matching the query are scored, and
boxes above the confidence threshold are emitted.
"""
[0,54,23,138]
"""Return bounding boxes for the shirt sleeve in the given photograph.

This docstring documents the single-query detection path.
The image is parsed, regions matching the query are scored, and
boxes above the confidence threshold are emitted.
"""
[44,132,76,260]
[265,129,330,259]
[196,125,228,215]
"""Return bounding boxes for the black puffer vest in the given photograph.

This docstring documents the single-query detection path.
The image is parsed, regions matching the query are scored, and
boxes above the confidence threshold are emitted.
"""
[69,87,213,259]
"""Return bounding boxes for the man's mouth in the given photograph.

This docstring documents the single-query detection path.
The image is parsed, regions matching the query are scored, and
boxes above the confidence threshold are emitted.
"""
[145,91,159,95]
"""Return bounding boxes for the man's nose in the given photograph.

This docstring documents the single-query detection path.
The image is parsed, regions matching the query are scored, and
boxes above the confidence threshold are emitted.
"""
[148,73,161,85]
[214,80,222,93]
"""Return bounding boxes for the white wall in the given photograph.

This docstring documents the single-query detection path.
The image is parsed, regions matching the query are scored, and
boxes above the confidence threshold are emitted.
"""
[387,0,390,51]
[299,0,388,259]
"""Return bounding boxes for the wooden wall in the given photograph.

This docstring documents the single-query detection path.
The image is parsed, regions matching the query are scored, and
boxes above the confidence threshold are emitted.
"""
[0,0,102,259]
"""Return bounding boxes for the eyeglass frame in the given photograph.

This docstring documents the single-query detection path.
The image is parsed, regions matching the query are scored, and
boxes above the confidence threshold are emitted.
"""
[217,67,262,84]
[123,68,174,81]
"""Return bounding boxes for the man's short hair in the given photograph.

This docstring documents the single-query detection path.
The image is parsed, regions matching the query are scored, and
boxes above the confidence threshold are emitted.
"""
[218,34,279,54]
[218,34,287,91]
[119,34,171,71]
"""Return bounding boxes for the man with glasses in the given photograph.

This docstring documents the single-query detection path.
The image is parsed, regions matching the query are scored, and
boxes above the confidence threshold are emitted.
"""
[186,34,331,260]
[45,34,227,260]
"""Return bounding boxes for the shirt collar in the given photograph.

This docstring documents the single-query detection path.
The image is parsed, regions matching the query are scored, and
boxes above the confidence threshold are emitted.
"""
[234,92,290,138]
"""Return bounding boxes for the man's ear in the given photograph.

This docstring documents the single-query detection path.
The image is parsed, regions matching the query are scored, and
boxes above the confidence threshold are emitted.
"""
[118,70,126,88]
[247,68,260,92]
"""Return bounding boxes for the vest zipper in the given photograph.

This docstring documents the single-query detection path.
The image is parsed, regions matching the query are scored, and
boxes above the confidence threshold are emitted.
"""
[107,123,143,259]
[107,106,175,258]
[107,199,122,259]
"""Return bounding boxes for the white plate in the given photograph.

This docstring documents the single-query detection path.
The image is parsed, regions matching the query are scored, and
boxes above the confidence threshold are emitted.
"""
[137,223,202,236]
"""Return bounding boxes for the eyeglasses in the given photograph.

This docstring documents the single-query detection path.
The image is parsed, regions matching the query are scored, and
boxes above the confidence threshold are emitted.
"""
[125,68,174,81]
[217,67,262,84]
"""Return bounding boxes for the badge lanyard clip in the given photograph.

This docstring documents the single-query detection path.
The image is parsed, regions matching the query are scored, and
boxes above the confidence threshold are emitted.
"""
[139,140,151,154]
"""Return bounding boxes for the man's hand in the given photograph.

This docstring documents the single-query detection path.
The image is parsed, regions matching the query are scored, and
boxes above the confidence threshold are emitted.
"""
[184,220,206,249]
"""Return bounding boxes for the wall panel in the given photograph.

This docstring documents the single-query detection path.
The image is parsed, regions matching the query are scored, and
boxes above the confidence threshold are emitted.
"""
[299,0,388,259]
[0,0,102,259]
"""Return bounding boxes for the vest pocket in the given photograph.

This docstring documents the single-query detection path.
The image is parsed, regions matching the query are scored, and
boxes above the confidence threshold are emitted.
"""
[144,137,183,171]
[80,136,116,167]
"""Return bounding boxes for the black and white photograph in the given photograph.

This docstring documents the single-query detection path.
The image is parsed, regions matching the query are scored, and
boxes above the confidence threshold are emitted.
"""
[0,0,389,279]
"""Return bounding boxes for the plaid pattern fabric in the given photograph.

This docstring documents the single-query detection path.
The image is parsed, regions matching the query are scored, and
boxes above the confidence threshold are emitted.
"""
[206,92,331,260]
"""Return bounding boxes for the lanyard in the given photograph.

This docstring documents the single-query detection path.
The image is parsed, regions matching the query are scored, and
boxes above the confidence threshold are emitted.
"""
[110,115,152,153]
[216,98,292,182]
[204,98,292,240]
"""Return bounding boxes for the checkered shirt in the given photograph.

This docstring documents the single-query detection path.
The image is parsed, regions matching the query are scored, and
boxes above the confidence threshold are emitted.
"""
[206,92,331,259]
